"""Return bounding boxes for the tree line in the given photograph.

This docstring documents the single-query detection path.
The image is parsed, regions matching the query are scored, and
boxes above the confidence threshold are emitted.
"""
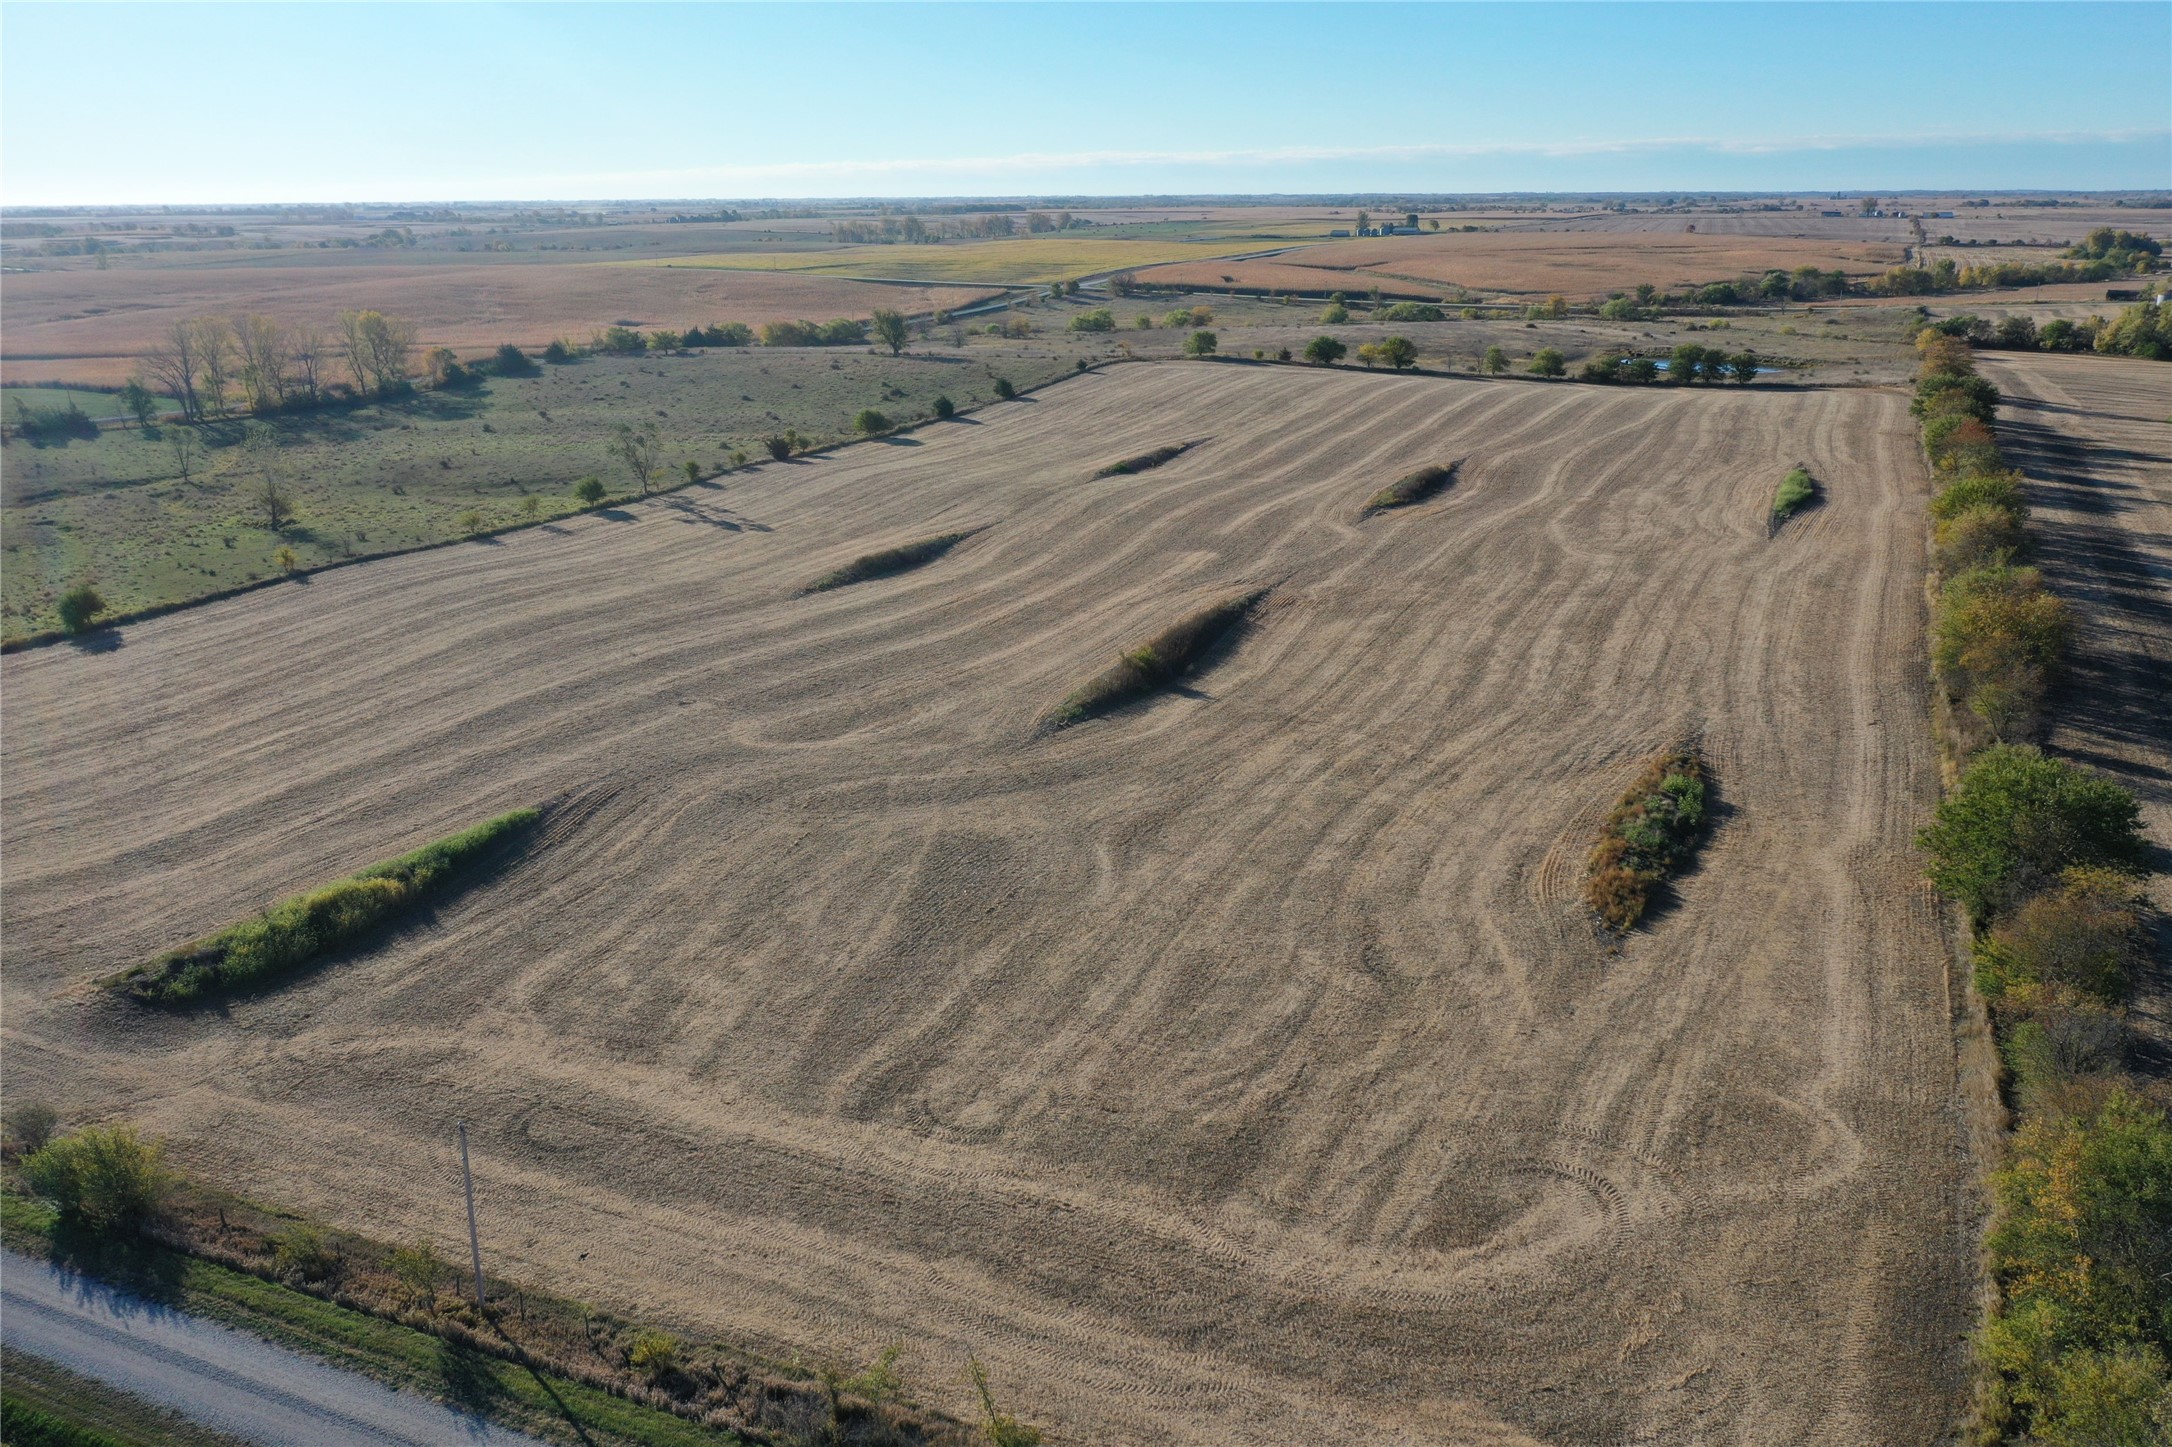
[139,309,417,422]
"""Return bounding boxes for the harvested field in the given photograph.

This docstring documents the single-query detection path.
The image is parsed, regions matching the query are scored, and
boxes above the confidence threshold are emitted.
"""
[2,362,1973,1445]
[1138,230,1905,299]
[1980,352,2172,1024]
[0,258,999,387]
[652,235,1275,286]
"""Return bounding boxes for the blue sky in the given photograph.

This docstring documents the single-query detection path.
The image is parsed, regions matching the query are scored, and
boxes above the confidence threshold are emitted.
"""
[3,2,2165,205]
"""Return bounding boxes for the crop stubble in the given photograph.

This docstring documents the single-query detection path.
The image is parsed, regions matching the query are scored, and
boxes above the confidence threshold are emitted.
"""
[2,364,1970,1445]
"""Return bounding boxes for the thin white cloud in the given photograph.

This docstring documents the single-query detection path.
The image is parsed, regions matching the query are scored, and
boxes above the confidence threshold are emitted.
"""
[497,127,2168,195]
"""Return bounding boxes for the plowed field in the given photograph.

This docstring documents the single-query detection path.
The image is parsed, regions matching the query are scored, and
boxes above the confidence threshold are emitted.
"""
[2,362,1972,1445]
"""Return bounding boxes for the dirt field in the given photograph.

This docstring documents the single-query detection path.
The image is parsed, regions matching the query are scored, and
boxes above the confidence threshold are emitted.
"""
[1981,352,2172,1028]
[1138,231,1905,300]
[0,259,999,387]
[2,362,1974,1444]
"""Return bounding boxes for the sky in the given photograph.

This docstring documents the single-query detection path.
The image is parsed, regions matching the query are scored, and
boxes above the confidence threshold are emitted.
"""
[2,2,2166,206]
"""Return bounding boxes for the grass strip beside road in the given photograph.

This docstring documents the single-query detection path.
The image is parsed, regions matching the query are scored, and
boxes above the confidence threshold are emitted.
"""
[0,1194,739,1447]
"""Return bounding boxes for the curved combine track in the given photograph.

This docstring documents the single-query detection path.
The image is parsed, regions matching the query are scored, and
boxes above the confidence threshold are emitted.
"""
[3,362,1973,1445]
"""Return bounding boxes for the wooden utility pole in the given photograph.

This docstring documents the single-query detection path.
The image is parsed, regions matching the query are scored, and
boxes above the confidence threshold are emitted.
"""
[457,1120,486,1308]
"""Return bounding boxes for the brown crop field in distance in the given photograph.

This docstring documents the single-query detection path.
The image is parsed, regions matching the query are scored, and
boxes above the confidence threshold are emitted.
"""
[0,256,1000,386]
[1140,230,1907,299]
[5,361,1974,1444]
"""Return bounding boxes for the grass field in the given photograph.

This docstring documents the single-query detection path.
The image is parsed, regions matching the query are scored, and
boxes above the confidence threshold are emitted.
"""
[2,386,139,419]
[3,361,1974,1445]
[0,340,1112,637]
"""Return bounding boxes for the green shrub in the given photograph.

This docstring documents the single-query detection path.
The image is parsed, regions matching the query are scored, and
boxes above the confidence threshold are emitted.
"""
[5,1100,59,1154]
[1933,563,2069,741]
[1184,330,1218,358]
[123,809,540,1003]
[853,409,890,435]
[1068,308,1116,333]
[1529,348,1565,377]
[1365,463,1457,514]
[800,530,978,594]
[627,1331,680,1380]
[573,476,605,505]
[1046,591,1266,729]
[1378,302,1444,322]
[1771,468,1816,523]
[273,1221,343,1283]
[1585,748,1709,931]
[1932,472,2026,523]
[933,394,955,419]
[1913,371,2000,421]
[1319,302,1351,324]
[1979,1091,2172,1442]
[492,344,538,377]
[19,1124,171,1233]
[1304,335,1346,365]
[1975,868,2151,1006]
[1481,346,1508,374]
[1934,503,2028,576]
[541,338,573,364]
[55,584,106,634]
[992,377,1015,399]
[1919,747,2148,925]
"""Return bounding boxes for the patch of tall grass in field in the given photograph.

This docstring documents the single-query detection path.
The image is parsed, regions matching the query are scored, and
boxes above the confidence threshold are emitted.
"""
[798,529,980,594]
[1044,590,1267,729]
[119,810,539,1005]
[1363,463,1458,515]
[1585,748,1710,932]
[1093,441,1200,477]
[1770,467,1816,524]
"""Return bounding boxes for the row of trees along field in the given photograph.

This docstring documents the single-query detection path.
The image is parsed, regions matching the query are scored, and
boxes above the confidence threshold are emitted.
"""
[831,209,1092,243]
[139,309,416,422]
[1909,330,2172,1442]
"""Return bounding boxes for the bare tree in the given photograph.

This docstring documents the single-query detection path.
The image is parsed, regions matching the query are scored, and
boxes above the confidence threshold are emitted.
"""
[141,318,205,422]
[259,476,295,531]
[168,425,200,484]
[609,421,660,496]
[188,316,235,417]
[337,309,373,394]
[289,323,327,405]
[232,313,290,413]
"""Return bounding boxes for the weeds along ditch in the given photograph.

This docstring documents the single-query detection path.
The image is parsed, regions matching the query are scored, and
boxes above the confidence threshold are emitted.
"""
[1043,589,1269,730]
[1583,747,1711,933]
[798,528,983,595]
[1363,462,1459,516]
[112,809,539,1005]
[1906,330,2169,1444]
[0,1138,989,1447]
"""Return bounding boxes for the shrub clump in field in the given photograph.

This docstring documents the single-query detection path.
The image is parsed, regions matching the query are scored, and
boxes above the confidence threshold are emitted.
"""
[1585,748,1710,932]
[799,529,979,594]
[1934,503,2028,576]
[19,1124,171,1233]
[119,809,541,1005]
[1364,462,1458,515]
[55,583,106,634]
[1044,590,1267,729]
[1770,467,1817,524]
[1095,441,1199,477]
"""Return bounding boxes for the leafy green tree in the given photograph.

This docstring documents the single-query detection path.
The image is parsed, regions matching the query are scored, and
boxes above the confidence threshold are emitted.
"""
[1374,336,1418,370]
[1919,746,2148,924]
[1729,352,1760,384]
[1184,330,1218,357]
[56,584,106,634]
[573,476,606,505]
[993,377,1015,399]
[119,379,160,427]
[872,309,909,355]
[854,409,890,434]
[1319,302,1351,324]
[1482,346,1508,374]
[1304,335,1347,365]
[933,395,955,419]
[1529,348,1566,377]
[1670,343,1708,382]
[1068,308,1116,333]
